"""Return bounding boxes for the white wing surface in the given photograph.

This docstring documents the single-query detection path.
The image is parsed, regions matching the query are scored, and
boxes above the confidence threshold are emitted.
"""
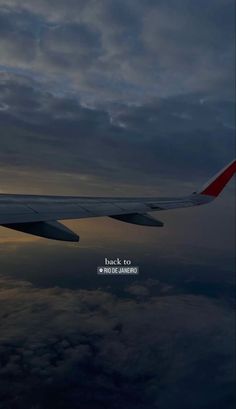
[1,159,235,241]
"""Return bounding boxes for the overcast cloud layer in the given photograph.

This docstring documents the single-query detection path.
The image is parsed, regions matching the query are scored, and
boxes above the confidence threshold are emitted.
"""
[0,273,235,409]
[0,0,235,103]
[0,72,235,195]
[0,0,235,189]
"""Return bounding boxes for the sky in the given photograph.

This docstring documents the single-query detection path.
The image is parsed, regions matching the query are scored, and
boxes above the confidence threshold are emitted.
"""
[0,1,235,408]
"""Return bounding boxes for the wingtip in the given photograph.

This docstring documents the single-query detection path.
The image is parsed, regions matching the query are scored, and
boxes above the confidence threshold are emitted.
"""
[199,159,236,197]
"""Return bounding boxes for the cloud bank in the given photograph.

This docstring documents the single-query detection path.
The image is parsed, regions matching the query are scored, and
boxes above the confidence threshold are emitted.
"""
[0,274,235,409]
[0,72,234,195]
[0,0,234,103]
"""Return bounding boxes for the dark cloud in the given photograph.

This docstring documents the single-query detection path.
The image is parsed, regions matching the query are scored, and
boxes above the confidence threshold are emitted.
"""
[40,22,102,72]
[0,274,235,409]
[0,73,234,193]
[0,0,234,102]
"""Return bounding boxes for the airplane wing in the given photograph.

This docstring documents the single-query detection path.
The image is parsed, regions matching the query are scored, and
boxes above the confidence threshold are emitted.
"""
[0,159,235,241]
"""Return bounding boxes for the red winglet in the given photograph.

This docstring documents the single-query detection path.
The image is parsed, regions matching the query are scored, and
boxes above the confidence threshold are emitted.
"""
[199,159,236,197]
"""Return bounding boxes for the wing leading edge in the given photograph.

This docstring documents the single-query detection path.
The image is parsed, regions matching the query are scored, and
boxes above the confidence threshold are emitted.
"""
[1,159,235,241]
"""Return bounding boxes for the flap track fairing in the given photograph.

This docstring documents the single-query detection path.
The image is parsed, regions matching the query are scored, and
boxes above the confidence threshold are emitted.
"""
[3,221,79,242]
[110,213,164,227]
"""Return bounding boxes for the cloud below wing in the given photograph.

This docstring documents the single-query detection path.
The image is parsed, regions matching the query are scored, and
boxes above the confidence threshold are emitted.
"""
[0,273,235,409]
